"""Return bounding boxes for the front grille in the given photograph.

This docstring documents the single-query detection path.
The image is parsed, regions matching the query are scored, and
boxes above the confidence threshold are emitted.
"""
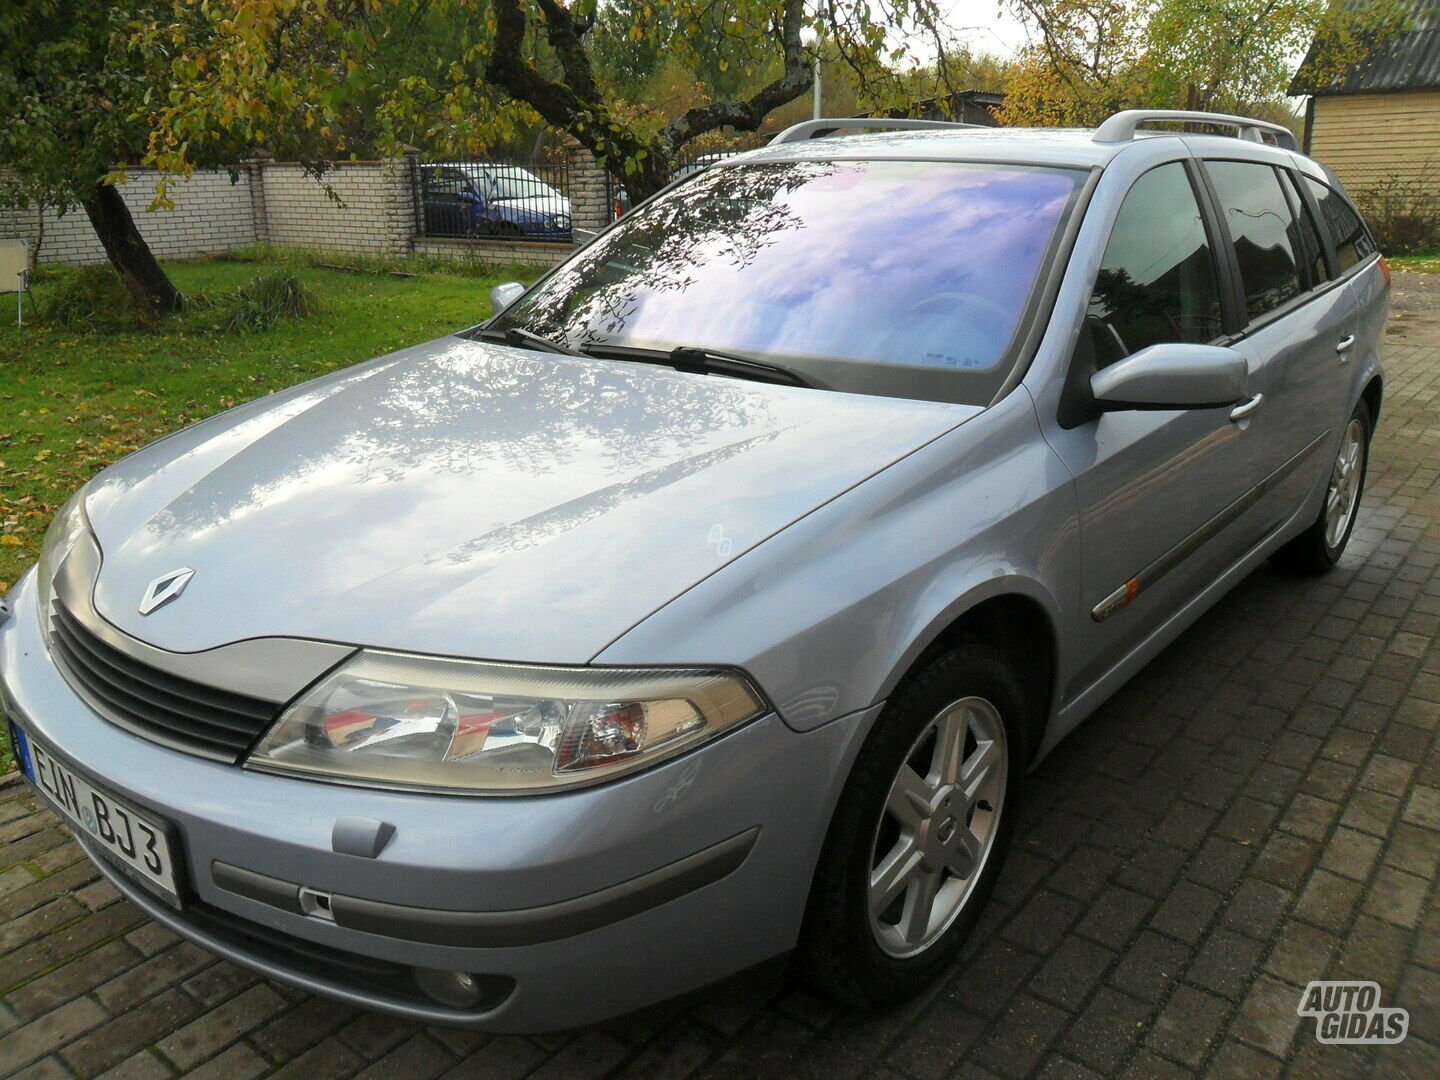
[48,600,280,763]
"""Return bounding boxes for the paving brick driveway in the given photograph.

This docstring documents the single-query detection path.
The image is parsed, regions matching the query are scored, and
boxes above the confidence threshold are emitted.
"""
[3,274,1439,1080]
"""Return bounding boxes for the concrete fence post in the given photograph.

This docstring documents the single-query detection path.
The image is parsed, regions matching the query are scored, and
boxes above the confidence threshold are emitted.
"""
[565,138,611,232]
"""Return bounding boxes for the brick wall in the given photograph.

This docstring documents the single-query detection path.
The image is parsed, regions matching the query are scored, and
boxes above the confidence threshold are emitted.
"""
[0,168,257,266]
[0,149,611,269]
[258,158,417,256]
[412,236,571,270]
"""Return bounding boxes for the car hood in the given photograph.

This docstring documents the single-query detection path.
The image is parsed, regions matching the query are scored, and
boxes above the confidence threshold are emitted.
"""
[496,195,569,218]
[85,338,975,662]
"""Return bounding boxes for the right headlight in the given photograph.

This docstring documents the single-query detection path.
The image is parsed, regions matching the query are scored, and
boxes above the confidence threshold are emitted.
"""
[35,486,92,626]
[246,650,768,794]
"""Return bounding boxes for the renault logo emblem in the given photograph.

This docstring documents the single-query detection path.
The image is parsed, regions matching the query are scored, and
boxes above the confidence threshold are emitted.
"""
[138,568,195,616]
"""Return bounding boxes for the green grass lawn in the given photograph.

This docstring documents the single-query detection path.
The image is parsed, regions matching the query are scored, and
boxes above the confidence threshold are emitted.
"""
[1391,250,1440,274]
[1,254,535,773]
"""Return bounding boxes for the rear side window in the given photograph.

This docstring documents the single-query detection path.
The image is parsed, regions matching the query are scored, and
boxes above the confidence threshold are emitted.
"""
[1206,161,1304,320]
[1304,177,1378,271]
[1283,173,1329,287]
[1085,162,1223,366]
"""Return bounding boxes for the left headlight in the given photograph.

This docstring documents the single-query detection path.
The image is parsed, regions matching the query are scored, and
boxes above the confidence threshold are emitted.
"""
[246,650,768,794]
[35,486,92,625]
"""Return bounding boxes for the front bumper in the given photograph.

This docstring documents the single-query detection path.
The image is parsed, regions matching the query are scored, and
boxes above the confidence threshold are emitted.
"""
[1,570,872,1032]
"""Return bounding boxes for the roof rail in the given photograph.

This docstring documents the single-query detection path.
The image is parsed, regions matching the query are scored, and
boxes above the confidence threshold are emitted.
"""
[1094,110,1299,151]
[769,117,982,145]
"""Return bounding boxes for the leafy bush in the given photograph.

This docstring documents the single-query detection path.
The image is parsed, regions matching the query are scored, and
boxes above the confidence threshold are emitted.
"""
[204,270,319,332]
[1352,169,1440,256]
[38,265,151,331]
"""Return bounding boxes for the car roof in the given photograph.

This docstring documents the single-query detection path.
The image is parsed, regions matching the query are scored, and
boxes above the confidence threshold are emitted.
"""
[723,126,1304,171]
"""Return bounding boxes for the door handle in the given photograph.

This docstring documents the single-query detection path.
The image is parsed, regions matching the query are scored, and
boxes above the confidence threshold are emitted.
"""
[1230,394,1264,422]
[1336,335,1355,359]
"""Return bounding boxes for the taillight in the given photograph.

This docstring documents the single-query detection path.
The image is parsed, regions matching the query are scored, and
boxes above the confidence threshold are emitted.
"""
[1379,255,1392,290]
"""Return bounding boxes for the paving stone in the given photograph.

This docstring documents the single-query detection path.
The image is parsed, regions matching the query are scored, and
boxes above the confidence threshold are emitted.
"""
[60,989,199,1079]
[92,943,214,1014]
[155,984,287,1071]
[1360,865,1429,928]
[250,995,357,1061]
[4,939,141,1020]
[354,1033,456,1080]
[1145,982,1230,1068]
[1107,930,1191,1005]
[182,1042,270,1080]
[1149,881,1224,945]
[0,997,108,1075]
[1263,921,1340,986]
[1184,928,1265,1001]
[972,995,1069,1079]
[1031,936,1115,1011]
[1057,986,1150,1074]
[1231,975,1303,1059]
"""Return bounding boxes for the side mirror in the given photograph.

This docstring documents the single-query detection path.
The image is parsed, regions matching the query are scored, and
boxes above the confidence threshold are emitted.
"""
[1091,343,1248,412]
[489,281,526,314]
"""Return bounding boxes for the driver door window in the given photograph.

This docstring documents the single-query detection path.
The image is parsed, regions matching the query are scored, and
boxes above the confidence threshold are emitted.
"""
[1086,163,1224,368]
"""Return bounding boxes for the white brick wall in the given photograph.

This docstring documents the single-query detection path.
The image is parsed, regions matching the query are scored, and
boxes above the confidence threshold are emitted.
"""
[260,160,416,256]
[0,168,257,266]
[0,153,608,270]
[412,236,571,269]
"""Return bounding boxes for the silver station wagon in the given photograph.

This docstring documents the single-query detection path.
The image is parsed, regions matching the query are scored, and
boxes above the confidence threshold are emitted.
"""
[1,110,1388,1031]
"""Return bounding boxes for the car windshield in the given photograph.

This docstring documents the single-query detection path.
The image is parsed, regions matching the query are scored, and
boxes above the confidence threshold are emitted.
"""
[492,159,1085,404]
[487,170,561,201]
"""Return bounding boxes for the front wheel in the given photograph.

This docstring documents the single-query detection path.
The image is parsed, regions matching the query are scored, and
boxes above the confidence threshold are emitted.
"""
[1272,399,1371,574]
[798,643,1026,1006]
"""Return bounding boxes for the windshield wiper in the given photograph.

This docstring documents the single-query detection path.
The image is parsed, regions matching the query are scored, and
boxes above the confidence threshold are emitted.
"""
[582,342,814,388]
[478,326,583,357]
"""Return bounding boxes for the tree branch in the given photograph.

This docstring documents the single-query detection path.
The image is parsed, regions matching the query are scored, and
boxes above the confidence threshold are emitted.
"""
[485,0,651,173]
[659,0,811,151]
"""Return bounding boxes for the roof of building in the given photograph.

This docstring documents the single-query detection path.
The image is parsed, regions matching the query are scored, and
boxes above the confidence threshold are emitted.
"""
[1290,0,1440,96]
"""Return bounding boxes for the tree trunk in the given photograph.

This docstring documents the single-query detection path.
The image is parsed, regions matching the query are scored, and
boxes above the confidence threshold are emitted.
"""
[81,181,182,319]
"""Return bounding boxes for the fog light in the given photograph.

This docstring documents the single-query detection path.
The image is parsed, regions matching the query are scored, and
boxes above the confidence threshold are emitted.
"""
[414,967,484,1008]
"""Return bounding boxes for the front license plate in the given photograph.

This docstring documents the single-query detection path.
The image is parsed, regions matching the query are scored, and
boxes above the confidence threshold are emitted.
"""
[10,721,183,906]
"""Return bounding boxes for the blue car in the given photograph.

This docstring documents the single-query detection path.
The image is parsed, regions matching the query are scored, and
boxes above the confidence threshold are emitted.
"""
[421,164,572,240]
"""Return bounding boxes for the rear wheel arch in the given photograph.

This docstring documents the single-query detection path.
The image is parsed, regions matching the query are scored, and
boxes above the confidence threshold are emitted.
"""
[1361,375,1383,427]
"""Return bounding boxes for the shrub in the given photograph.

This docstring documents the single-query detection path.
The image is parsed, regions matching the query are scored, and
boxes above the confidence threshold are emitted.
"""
[1351,168,1440,256]
[205,270,319,332]
[38,265,151,331]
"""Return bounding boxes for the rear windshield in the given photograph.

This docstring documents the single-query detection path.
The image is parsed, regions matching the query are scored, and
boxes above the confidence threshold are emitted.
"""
[493,159,1086,404]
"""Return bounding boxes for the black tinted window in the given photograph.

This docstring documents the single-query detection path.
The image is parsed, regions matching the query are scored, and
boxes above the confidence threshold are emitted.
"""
[1284,172,1329,286]
[1086,163,1223,366]
[1304,177,1377,271]
[1207,161,1304,319]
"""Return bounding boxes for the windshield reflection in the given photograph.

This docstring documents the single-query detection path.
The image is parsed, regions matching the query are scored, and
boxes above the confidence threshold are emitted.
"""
[497,159,1082,404]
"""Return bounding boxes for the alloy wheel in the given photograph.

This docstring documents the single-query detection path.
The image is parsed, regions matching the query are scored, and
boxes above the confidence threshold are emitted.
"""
[868,696,1007,959]
[1325,418,1365,551]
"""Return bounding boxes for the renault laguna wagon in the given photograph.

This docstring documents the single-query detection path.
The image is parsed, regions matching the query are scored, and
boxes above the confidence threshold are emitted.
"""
[1,110,1387,1031]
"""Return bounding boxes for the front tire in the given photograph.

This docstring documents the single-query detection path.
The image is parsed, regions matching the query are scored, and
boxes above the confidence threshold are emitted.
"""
[798,643,1027,1007]
[1272,399,1371,574]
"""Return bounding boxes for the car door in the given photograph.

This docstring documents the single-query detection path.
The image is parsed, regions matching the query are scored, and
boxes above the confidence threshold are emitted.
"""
[423,168,470,237]
[1199,158,1356,520]
[1043,157,1273,692]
